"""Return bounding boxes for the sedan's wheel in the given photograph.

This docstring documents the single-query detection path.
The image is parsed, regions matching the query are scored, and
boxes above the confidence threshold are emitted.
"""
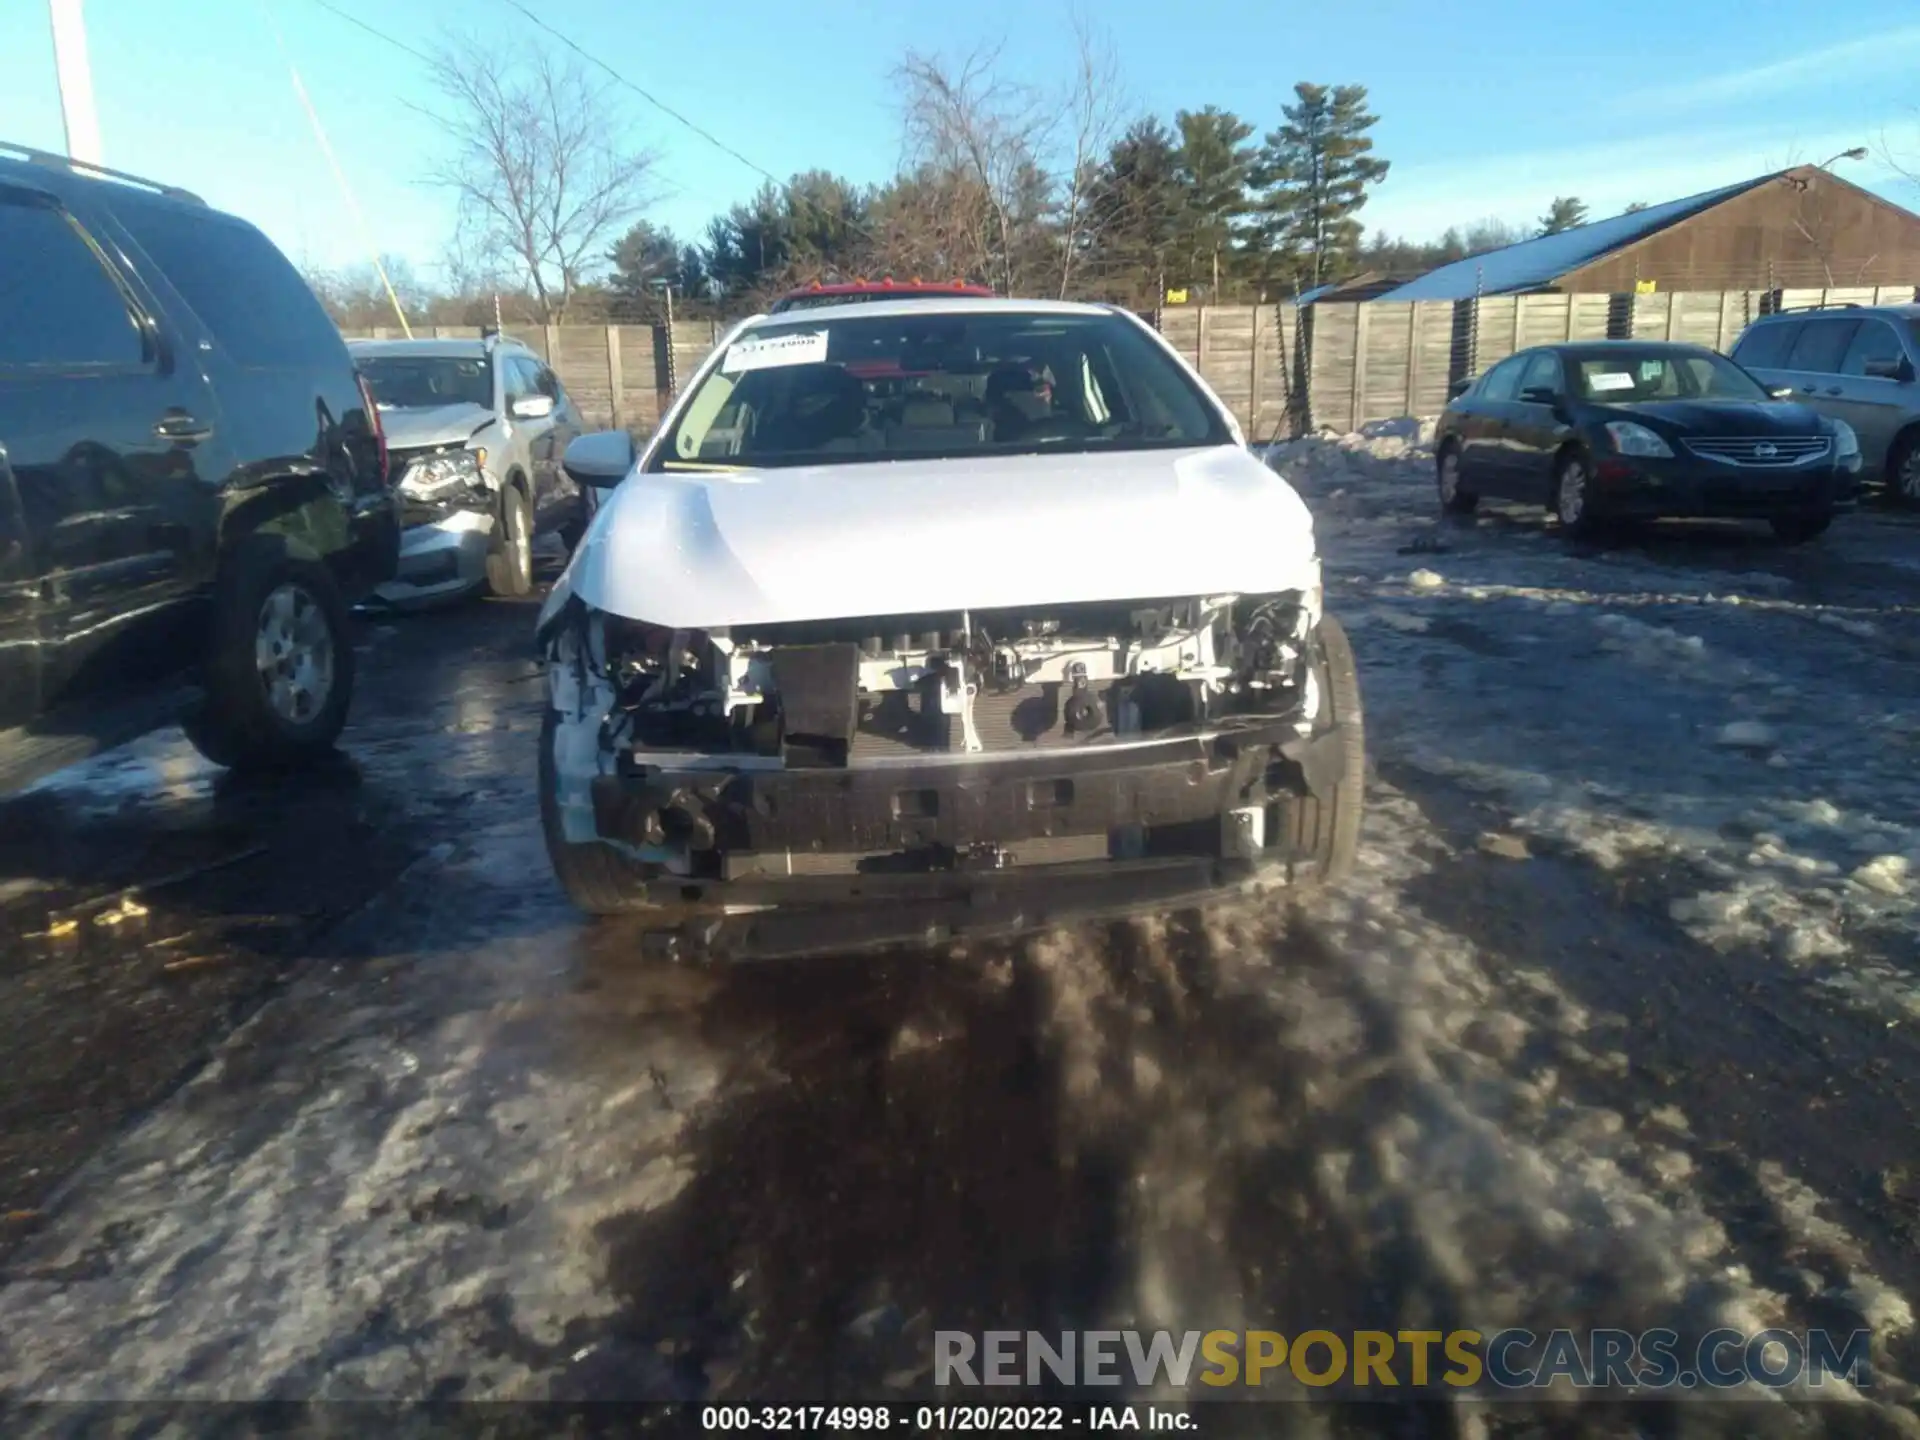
[1771,513,1832,544]
[1892,436,1920,506]
[1282,612,1365,887]
[538,706,663,915]
[1554,452,1598,537]
[486,484,534,597]
[1437,445,1478,516]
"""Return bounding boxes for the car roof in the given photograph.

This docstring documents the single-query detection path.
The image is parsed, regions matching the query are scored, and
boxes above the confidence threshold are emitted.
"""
[742,296,1119,327]
[779,280,993,299]
[0,141,208,208]
[1539,339,1712,352]
[1747,304,1920,322]
[348,337,522,359]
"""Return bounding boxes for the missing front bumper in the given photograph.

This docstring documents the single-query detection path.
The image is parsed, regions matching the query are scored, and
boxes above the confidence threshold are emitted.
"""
[588,718,1350,892]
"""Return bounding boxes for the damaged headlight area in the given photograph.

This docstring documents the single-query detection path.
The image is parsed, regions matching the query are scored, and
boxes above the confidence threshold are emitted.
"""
[396,446,489,503]
[536,562,1361,918]
[542,583,1330,770]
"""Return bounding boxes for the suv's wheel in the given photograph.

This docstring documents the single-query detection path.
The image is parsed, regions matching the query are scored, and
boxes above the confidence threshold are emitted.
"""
[182,546,355,770]
[1771,512,1832,544]
[486,482,534,597]
[1891,433,1920,506]
[538,706,662,914]
[1282,611,1365,886]
[1553,450,1599,538]
[1437,442,1478,516]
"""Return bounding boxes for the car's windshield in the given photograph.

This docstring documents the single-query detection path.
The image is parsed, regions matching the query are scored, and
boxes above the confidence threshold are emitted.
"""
[650,309,1231,469]
[357,355,493,410]
[1570,350,1767,403]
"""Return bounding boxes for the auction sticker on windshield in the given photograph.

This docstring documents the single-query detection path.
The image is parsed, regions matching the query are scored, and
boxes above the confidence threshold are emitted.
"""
[722,330,830,374]
[1588,371,1635,393]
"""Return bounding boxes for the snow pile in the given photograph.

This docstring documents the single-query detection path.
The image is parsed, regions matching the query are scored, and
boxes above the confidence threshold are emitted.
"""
[1258,418,1437,518]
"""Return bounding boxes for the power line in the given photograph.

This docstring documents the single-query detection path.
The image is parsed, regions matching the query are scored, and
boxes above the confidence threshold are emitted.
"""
[492,0,882,247]
[303,0,874,254]
[305,0,434,64]
[494,0,783,192]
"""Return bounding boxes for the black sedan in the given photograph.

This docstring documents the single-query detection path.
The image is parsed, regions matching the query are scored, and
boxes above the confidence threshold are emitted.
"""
[1433,341,1863,542]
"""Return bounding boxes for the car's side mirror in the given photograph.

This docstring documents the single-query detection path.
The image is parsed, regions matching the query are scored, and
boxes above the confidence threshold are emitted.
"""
[1447,378,1471,400]
[510,394,556,420]
[1863,355,1912,381]
[562,430,635,489]
[1519,386,1558,405]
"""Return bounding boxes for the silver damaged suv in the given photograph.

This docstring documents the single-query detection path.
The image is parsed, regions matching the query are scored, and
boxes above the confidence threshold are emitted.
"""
[1729,302,1920,504]
[350,333,585,605]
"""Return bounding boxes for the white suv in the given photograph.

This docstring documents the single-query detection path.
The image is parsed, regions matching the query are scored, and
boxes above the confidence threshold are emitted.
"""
[533,298,1363,957]
[351,334,585,606]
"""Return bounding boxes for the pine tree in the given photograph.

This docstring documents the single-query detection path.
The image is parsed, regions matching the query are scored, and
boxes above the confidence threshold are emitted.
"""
[1084,118,1184,302]
[1172,106,1255,298]
[1538,196,1589,235]
[1249,83,1390,290]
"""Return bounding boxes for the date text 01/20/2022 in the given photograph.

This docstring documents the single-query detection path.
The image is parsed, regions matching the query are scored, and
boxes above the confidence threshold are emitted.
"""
[698,1404,1194,1430]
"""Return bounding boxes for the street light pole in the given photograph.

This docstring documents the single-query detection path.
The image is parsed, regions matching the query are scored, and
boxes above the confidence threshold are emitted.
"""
[47,0,103,166]
[1817,147,1869,171]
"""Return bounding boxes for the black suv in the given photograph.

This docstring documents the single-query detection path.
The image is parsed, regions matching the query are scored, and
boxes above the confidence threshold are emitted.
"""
[0,144,400,793]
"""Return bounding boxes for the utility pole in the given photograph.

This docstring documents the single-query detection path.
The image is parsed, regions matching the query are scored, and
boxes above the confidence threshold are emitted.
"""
[48,0,104,166]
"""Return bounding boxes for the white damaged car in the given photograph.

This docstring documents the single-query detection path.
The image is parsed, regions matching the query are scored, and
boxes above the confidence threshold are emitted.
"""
[534,298,1363,957]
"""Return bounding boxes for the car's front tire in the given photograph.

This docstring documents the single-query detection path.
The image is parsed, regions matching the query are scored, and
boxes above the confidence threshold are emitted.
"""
[1437,442,1478,516]
[486,483,534,598]
[1889,432,1920,507]
[183,543,355,771]
[1282,612,1365,886]
[538,706,662,915]
[1771,512,1832,544]
[1553,450,1600,539]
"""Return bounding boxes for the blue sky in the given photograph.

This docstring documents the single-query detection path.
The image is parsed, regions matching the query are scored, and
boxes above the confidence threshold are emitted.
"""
[4,0,1918,284]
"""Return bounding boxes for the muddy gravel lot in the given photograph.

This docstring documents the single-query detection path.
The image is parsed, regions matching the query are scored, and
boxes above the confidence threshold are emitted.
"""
[2,441,1919,1437]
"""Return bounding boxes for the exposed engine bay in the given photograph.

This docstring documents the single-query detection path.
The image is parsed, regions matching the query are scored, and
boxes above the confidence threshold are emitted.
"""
[544,588,1324,768]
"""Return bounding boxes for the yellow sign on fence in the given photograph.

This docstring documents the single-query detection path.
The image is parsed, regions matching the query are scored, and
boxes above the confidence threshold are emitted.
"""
[1165,288,1190,305]
[1634,279,1658,294]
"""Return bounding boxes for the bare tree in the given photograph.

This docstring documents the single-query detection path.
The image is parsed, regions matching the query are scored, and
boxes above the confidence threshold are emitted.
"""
[895,45,1052,294]
[1777,166,1867,288]
[1053,9,1124,298]
[426,36,657,322]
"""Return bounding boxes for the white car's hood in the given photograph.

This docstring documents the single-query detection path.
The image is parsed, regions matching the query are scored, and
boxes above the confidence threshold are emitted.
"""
[379,402,493,450]
[562,445,1319,629]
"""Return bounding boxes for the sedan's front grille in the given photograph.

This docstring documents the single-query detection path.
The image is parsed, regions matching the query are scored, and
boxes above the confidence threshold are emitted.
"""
[1683,436,1831,466]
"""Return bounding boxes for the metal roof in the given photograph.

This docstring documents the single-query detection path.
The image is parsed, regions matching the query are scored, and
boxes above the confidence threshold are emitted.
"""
[1369,174,1778,303]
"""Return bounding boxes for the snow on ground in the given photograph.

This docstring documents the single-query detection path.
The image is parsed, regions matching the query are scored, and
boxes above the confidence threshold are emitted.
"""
[1263,423,1920,1025]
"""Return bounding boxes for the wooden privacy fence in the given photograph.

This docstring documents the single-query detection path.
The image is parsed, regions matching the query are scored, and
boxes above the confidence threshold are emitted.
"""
[1285,284,1920,435]
[346,283,1920,446]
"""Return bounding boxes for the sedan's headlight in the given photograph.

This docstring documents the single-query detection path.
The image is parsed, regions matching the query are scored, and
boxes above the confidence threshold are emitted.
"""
[1604,421,1673,458]
[398,448,486,501]
[1831,420,1860,459]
